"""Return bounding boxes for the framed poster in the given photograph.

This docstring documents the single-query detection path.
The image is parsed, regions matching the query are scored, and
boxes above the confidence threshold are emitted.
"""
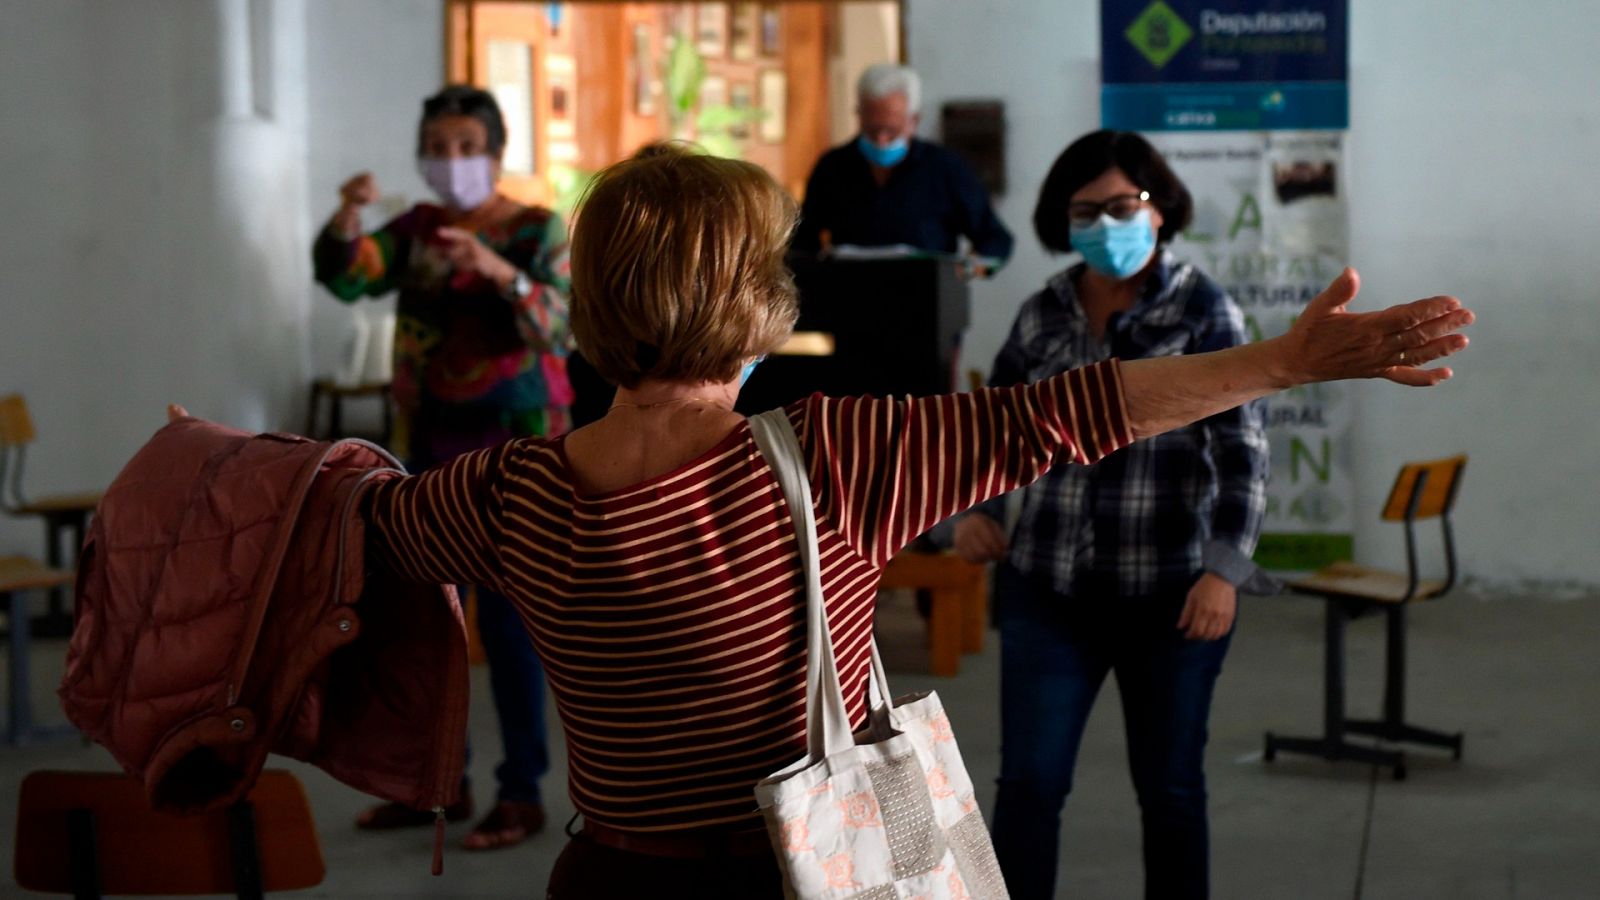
[759,3,781,56]
[731,3,758,61]
[699,73,729,112]
[696,3,728,59]
[758,68,786,143]
[730,80,753,139]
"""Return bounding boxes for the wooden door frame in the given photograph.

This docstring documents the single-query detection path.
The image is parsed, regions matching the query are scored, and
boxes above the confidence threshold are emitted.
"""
[445,0,909,85]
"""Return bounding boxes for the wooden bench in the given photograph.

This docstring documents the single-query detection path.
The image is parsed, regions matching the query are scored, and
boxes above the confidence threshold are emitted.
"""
[879,550,988,677]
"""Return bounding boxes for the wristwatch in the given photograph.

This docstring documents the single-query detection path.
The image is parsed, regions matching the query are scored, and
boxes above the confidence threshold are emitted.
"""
[503,270,533,303]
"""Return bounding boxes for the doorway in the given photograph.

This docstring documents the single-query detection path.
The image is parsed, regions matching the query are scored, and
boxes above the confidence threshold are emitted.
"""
[446,1,904,208]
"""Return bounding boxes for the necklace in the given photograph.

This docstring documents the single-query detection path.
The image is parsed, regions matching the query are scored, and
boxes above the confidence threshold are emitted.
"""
[608,396,730,411]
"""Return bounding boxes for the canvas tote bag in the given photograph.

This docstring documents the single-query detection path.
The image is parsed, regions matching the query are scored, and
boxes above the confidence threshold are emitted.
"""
[748,409,1009,900]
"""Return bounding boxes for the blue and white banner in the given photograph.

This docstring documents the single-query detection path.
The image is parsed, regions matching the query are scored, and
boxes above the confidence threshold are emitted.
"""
[1102,1,1353,570]
[1102,1,1347,131]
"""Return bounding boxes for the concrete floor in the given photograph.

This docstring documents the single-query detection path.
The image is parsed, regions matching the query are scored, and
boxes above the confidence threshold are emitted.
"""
[4,586,1598,899]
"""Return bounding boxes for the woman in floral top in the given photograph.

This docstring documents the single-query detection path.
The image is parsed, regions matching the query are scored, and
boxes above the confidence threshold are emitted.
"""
[312,85,566,850]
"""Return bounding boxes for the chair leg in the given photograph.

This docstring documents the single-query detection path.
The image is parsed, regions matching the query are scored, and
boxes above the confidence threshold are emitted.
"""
[1383,604,1406,727]
[227,801,265,900]
[1323,598,1348,744]
[66,808,101,900]
[1264,598,1408,779]
[6,587,74,746]
[927,587,962,677]
[305,382,323,437]
[8,588,31,746]
[1341,605,1464,759]
[960,576,986,654]
[32,512,82,638]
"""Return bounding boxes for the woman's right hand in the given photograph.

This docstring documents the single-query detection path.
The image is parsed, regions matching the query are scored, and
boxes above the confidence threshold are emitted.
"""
[339,172,379,208]
[330,172,378,239]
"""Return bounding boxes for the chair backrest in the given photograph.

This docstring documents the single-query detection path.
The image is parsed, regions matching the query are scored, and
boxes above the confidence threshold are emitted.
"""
[14,769,326,896]
[0,394,35,448]
[1380,455,1467,522]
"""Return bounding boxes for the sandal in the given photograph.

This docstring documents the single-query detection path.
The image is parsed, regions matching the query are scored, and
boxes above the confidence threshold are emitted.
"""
[462,799,546,851]
[355,783,474,830]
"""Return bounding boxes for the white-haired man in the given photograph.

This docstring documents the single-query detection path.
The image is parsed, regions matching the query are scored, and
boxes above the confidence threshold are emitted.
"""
[794,63,1013,274]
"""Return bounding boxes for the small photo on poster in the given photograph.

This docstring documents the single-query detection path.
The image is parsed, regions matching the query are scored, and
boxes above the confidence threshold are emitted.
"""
[731,3,758,61]
[1272,160,1337,204]
[730,81,753,139]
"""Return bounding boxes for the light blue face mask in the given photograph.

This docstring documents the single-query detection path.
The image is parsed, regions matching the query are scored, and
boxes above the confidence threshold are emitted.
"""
[1070,208,1157,280]
[739,356,765,387]
[857,134,909,169]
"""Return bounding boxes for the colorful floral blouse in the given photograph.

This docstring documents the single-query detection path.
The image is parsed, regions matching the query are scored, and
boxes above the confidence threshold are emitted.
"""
[313,201,572,466]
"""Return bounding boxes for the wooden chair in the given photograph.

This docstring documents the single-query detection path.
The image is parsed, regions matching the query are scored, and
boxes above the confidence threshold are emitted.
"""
[870,367,995,678]
[880,551,988,677]
[305,378,392,444]
[1264,455,1468,780]
[0,394,101,634]
[2,556,77,745]
[14,769,325,899]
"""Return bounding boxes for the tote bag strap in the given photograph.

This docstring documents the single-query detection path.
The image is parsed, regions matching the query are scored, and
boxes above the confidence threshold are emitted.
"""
[748,410,855,760]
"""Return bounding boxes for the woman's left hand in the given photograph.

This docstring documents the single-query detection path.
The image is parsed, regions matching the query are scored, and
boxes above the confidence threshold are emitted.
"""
[1279,268,1474,387]
[1177,572,1237,641]
[436,226,518,289]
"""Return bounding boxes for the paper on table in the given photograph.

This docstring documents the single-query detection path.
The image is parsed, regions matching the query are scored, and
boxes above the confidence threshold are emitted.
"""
[828,243,923,260]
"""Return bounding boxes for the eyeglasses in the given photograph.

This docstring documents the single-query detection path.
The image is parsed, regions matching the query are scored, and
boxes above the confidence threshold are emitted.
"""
[1067,191,1150,229]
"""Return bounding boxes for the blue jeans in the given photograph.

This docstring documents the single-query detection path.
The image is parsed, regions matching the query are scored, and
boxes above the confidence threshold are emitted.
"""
[989,566,1232,900]
[472,586,549,804]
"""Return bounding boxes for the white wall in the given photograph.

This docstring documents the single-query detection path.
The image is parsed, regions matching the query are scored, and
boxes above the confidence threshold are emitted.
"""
[0,0,313,554]
[907,0,1600,587]
[0,0,439,557]
[303,0,443,380]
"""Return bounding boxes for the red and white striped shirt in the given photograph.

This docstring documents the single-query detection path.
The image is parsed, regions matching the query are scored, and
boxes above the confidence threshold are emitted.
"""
[367,361,1131,833]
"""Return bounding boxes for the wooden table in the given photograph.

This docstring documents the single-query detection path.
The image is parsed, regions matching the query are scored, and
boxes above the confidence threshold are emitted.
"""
[1,556,78,744]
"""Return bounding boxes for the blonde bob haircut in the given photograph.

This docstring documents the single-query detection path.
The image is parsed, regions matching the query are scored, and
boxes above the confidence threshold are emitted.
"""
[570,143,800,390]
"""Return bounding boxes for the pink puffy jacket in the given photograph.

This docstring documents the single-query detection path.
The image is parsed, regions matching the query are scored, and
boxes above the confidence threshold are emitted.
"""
[59,416,469,816]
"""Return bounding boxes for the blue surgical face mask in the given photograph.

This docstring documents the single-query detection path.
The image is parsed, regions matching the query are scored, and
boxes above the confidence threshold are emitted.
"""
[857,134,909,169]
[1070,208,1157,280]
[739,356,765,387]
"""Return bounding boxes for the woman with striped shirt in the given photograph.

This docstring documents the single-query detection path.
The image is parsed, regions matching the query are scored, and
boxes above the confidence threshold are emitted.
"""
[331,146,1470,898]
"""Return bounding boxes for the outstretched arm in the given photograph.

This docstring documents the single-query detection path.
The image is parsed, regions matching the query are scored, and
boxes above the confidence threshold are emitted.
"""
[1120,268,1472,440]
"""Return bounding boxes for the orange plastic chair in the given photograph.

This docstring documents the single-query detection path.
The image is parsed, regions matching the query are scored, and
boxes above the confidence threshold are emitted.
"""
[1264,455,1468,780]
[14,769,325,898]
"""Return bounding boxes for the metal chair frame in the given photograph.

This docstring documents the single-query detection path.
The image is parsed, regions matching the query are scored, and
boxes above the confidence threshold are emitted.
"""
[1264,458,1467,780]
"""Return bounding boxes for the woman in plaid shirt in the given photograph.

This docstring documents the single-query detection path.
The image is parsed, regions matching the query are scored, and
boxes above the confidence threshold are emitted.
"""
[956,130,1271,900]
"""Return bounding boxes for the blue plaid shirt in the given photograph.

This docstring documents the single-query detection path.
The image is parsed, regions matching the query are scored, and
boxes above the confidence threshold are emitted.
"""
[972,250,1270,599]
